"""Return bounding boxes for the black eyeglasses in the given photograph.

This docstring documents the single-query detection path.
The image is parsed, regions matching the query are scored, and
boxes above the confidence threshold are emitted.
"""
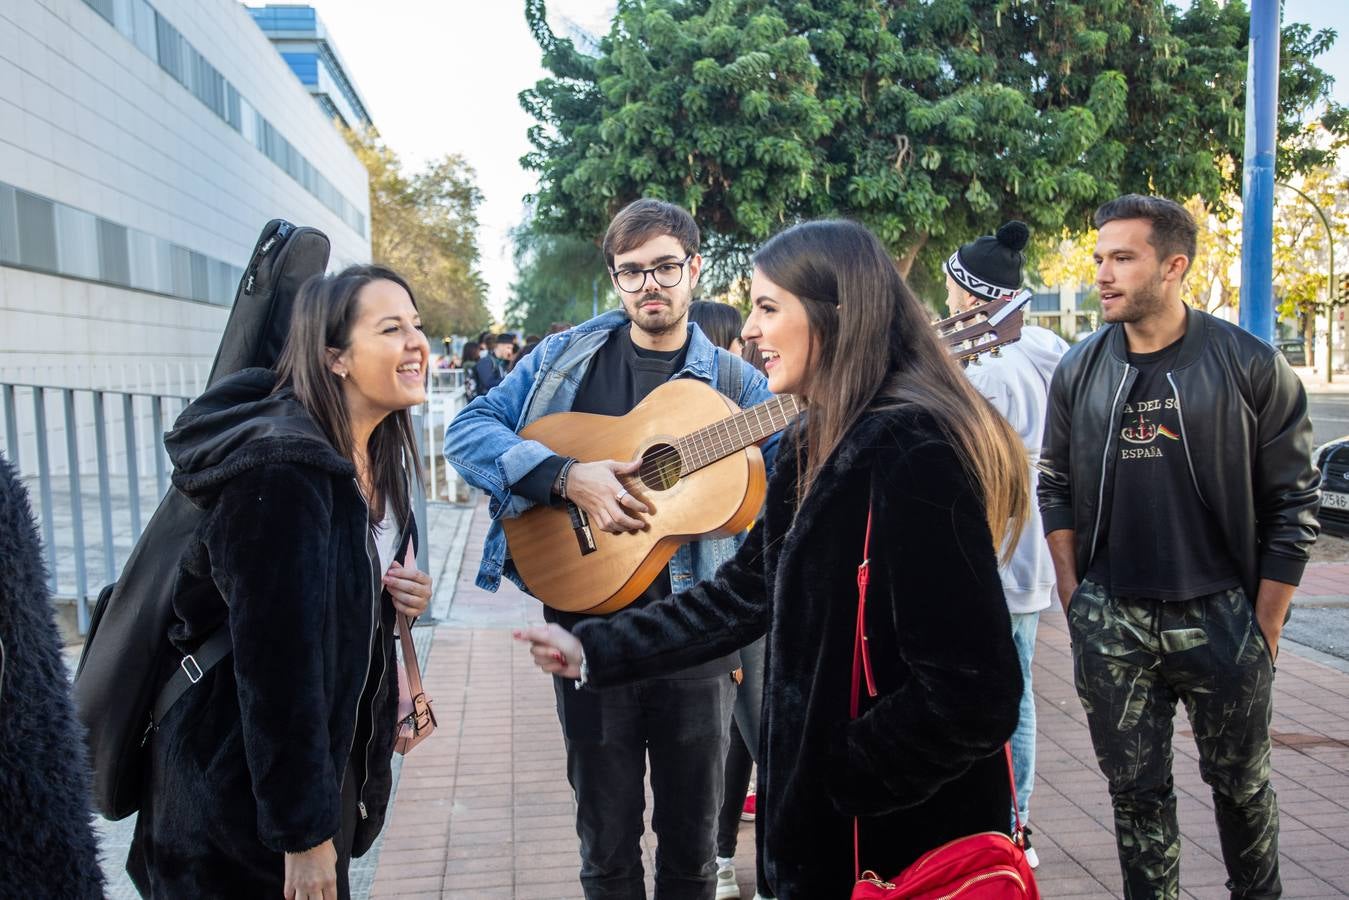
[610,254,693,294]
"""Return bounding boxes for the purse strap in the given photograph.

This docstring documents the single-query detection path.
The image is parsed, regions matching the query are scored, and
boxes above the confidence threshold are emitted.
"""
[850,504,1023,882]
[394,540,427,700]
[398,612,424,697]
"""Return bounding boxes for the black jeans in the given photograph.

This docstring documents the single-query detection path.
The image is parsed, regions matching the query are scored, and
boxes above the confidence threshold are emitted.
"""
[716,637,770,895]
[717,729,753,860]
[555,673,736,900]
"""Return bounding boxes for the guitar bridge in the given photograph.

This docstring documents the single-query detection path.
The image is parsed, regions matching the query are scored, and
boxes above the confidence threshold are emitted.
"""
[567,503,598,556]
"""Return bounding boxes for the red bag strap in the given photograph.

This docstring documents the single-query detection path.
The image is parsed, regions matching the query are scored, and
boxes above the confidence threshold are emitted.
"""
[850,505,876,881]
[849,504,1024,883]
[850,506,877,720]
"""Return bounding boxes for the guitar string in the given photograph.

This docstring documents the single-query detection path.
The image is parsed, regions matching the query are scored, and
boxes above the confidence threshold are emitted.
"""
[570,321,1010,502]
[667,398,794,471]
[604,396,798,504]
[618,397,794,475]
[604,398,797,497]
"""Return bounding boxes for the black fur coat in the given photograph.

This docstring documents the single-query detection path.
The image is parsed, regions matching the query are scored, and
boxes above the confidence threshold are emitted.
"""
[574,405,1023,899]
[126,370,402,898]
[0,453,104,898]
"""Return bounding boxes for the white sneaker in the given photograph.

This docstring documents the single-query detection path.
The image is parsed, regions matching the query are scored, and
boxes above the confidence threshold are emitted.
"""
[715,858,740,899]
[1019,826,1040,869]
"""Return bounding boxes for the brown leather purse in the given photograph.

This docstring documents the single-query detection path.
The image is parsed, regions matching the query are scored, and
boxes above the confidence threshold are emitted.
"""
[394,611,436,755]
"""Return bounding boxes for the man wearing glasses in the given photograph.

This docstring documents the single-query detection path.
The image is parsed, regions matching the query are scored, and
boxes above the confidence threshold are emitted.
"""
[445,198,776,899]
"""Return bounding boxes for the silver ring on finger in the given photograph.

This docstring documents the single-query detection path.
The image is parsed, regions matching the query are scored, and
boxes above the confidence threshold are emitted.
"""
[615,488,629,502]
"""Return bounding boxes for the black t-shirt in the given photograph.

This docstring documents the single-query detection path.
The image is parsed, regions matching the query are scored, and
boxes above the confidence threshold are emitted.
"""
[1086,338,1240,601]
[538,325,738,679]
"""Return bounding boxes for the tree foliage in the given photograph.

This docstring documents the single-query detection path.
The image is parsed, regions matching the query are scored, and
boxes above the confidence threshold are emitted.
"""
[521,0,1347,292]
[345,128,492,339]
[1273,159,1349,333]
[1036,157,1348,349]
[505,223,619,335]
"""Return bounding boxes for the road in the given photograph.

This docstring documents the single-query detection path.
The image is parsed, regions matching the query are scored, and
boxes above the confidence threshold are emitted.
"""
[1308,392,1349,447]
[1291,393,1349,665]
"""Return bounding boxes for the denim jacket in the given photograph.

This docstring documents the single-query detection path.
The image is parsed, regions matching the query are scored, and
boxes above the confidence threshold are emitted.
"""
[444,309,779,594]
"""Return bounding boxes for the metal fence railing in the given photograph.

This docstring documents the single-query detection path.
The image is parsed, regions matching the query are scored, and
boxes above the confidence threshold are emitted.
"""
[1,382,191,633]
[1,373,470,634]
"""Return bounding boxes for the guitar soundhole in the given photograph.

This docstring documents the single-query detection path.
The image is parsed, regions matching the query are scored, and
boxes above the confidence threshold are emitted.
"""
[638,443,682,491]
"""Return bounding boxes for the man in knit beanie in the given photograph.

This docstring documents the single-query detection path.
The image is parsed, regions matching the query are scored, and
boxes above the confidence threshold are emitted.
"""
[944,221,1069,870]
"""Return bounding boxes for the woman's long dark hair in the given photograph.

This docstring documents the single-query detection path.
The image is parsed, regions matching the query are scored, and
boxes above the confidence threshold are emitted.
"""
[688,300,744,352]
[273,264,423,530]
[753,221,1027,559]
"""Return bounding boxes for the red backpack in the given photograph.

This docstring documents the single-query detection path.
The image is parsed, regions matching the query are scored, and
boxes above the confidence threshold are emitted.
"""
[848,508,1040,900]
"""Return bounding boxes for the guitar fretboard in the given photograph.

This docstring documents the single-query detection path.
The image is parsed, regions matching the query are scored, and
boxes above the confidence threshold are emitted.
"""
[675,395,800,474]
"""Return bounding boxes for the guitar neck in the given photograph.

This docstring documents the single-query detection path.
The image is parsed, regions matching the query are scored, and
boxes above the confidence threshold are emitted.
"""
[677,395,800,474]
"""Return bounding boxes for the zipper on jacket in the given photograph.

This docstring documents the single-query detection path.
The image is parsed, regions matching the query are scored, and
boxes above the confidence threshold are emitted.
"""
[1088,366,1132,566]
[356,600,388,820]
[339,478,380,820]
[1166,373,1210,509]
[356,520,412,819]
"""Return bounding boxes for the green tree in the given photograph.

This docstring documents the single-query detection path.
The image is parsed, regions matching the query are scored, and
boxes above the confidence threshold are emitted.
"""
[522,0,1346,291]
[1274,159,1349,351]
[506,223,618,335]
[345,128,492,338]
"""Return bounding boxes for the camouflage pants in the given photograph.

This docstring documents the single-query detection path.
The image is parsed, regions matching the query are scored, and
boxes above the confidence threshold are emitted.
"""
[1068,580,1280,900]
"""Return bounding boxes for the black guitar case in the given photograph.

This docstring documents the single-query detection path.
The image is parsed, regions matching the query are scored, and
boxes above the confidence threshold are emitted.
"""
[73,220,330,820]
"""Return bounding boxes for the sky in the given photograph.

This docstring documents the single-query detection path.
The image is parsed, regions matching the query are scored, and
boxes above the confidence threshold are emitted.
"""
[305,0,616,322]
[306,1,1348,322]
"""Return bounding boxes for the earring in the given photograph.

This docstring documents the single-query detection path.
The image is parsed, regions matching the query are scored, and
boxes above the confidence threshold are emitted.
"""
[338,371,348,380]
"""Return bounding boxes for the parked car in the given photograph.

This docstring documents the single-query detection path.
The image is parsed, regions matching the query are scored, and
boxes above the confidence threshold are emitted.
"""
[1316,437,1349,537]
[1277,338,1307,367]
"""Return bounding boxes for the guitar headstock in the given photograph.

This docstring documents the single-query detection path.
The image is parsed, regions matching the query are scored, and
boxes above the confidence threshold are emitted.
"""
[936,288,1033,364]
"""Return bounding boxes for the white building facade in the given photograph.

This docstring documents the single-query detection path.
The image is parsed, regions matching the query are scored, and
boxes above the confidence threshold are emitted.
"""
[0,0,370,391]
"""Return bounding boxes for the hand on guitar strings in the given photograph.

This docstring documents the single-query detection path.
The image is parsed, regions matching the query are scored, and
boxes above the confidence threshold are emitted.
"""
[514,624,584,679]
[564,459,651,534]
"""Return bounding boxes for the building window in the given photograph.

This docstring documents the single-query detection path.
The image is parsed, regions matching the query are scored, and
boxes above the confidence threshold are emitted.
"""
[15,190,59,273]
[1030,290,1060,312]
[0,184,20,265]
[97,220,131,287]
[77,0,366,237]
[281,52,320,85]
[0,180,243,307]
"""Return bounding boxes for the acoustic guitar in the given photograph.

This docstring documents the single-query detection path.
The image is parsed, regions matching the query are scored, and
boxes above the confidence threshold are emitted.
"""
[503,288,1032,614]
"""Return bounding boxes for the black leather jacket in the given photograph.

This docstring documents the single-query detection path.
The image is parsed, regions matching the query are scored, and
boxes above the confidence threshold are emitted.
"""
[1038,306,1319,600]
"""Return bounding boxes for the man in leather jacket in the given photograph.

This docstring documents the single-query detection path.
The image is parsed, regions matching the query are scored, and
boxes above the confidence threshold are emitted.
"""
[1038,194,1319,900]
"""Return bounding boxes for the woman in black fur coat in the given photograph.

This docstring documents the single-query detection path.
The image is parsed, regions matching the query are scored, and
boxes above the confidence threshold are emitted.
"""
[127,266,434,899]
[517,221,1030,899]
[0,452,104,899]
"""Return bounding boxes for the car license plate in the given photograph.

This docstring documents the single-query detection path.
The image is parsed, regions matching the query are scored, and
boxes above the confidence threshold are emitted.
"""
[1322,491,1349,510]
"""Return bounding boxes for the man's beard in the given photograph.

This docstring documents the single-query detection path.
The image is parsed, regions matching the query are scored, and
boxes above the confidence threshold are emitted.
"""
[627,290,686,335]
[1103,274,1167,324]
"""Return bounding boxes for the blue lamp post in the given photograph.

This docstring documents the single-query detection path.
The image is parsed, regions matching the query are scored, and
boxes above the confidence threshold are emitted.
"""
[1239,0,1280,345]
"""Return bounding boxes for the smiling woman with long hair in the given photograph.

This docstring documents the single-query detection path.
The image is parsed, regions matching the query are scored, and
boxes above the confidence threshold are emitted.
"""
[517,220,1029,899]
[127,265,434,900]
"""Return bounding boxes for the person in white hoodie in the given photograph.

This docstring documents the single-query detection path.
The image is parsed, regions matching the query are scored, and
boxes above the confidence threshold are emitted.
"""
[944,221,1068,870]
